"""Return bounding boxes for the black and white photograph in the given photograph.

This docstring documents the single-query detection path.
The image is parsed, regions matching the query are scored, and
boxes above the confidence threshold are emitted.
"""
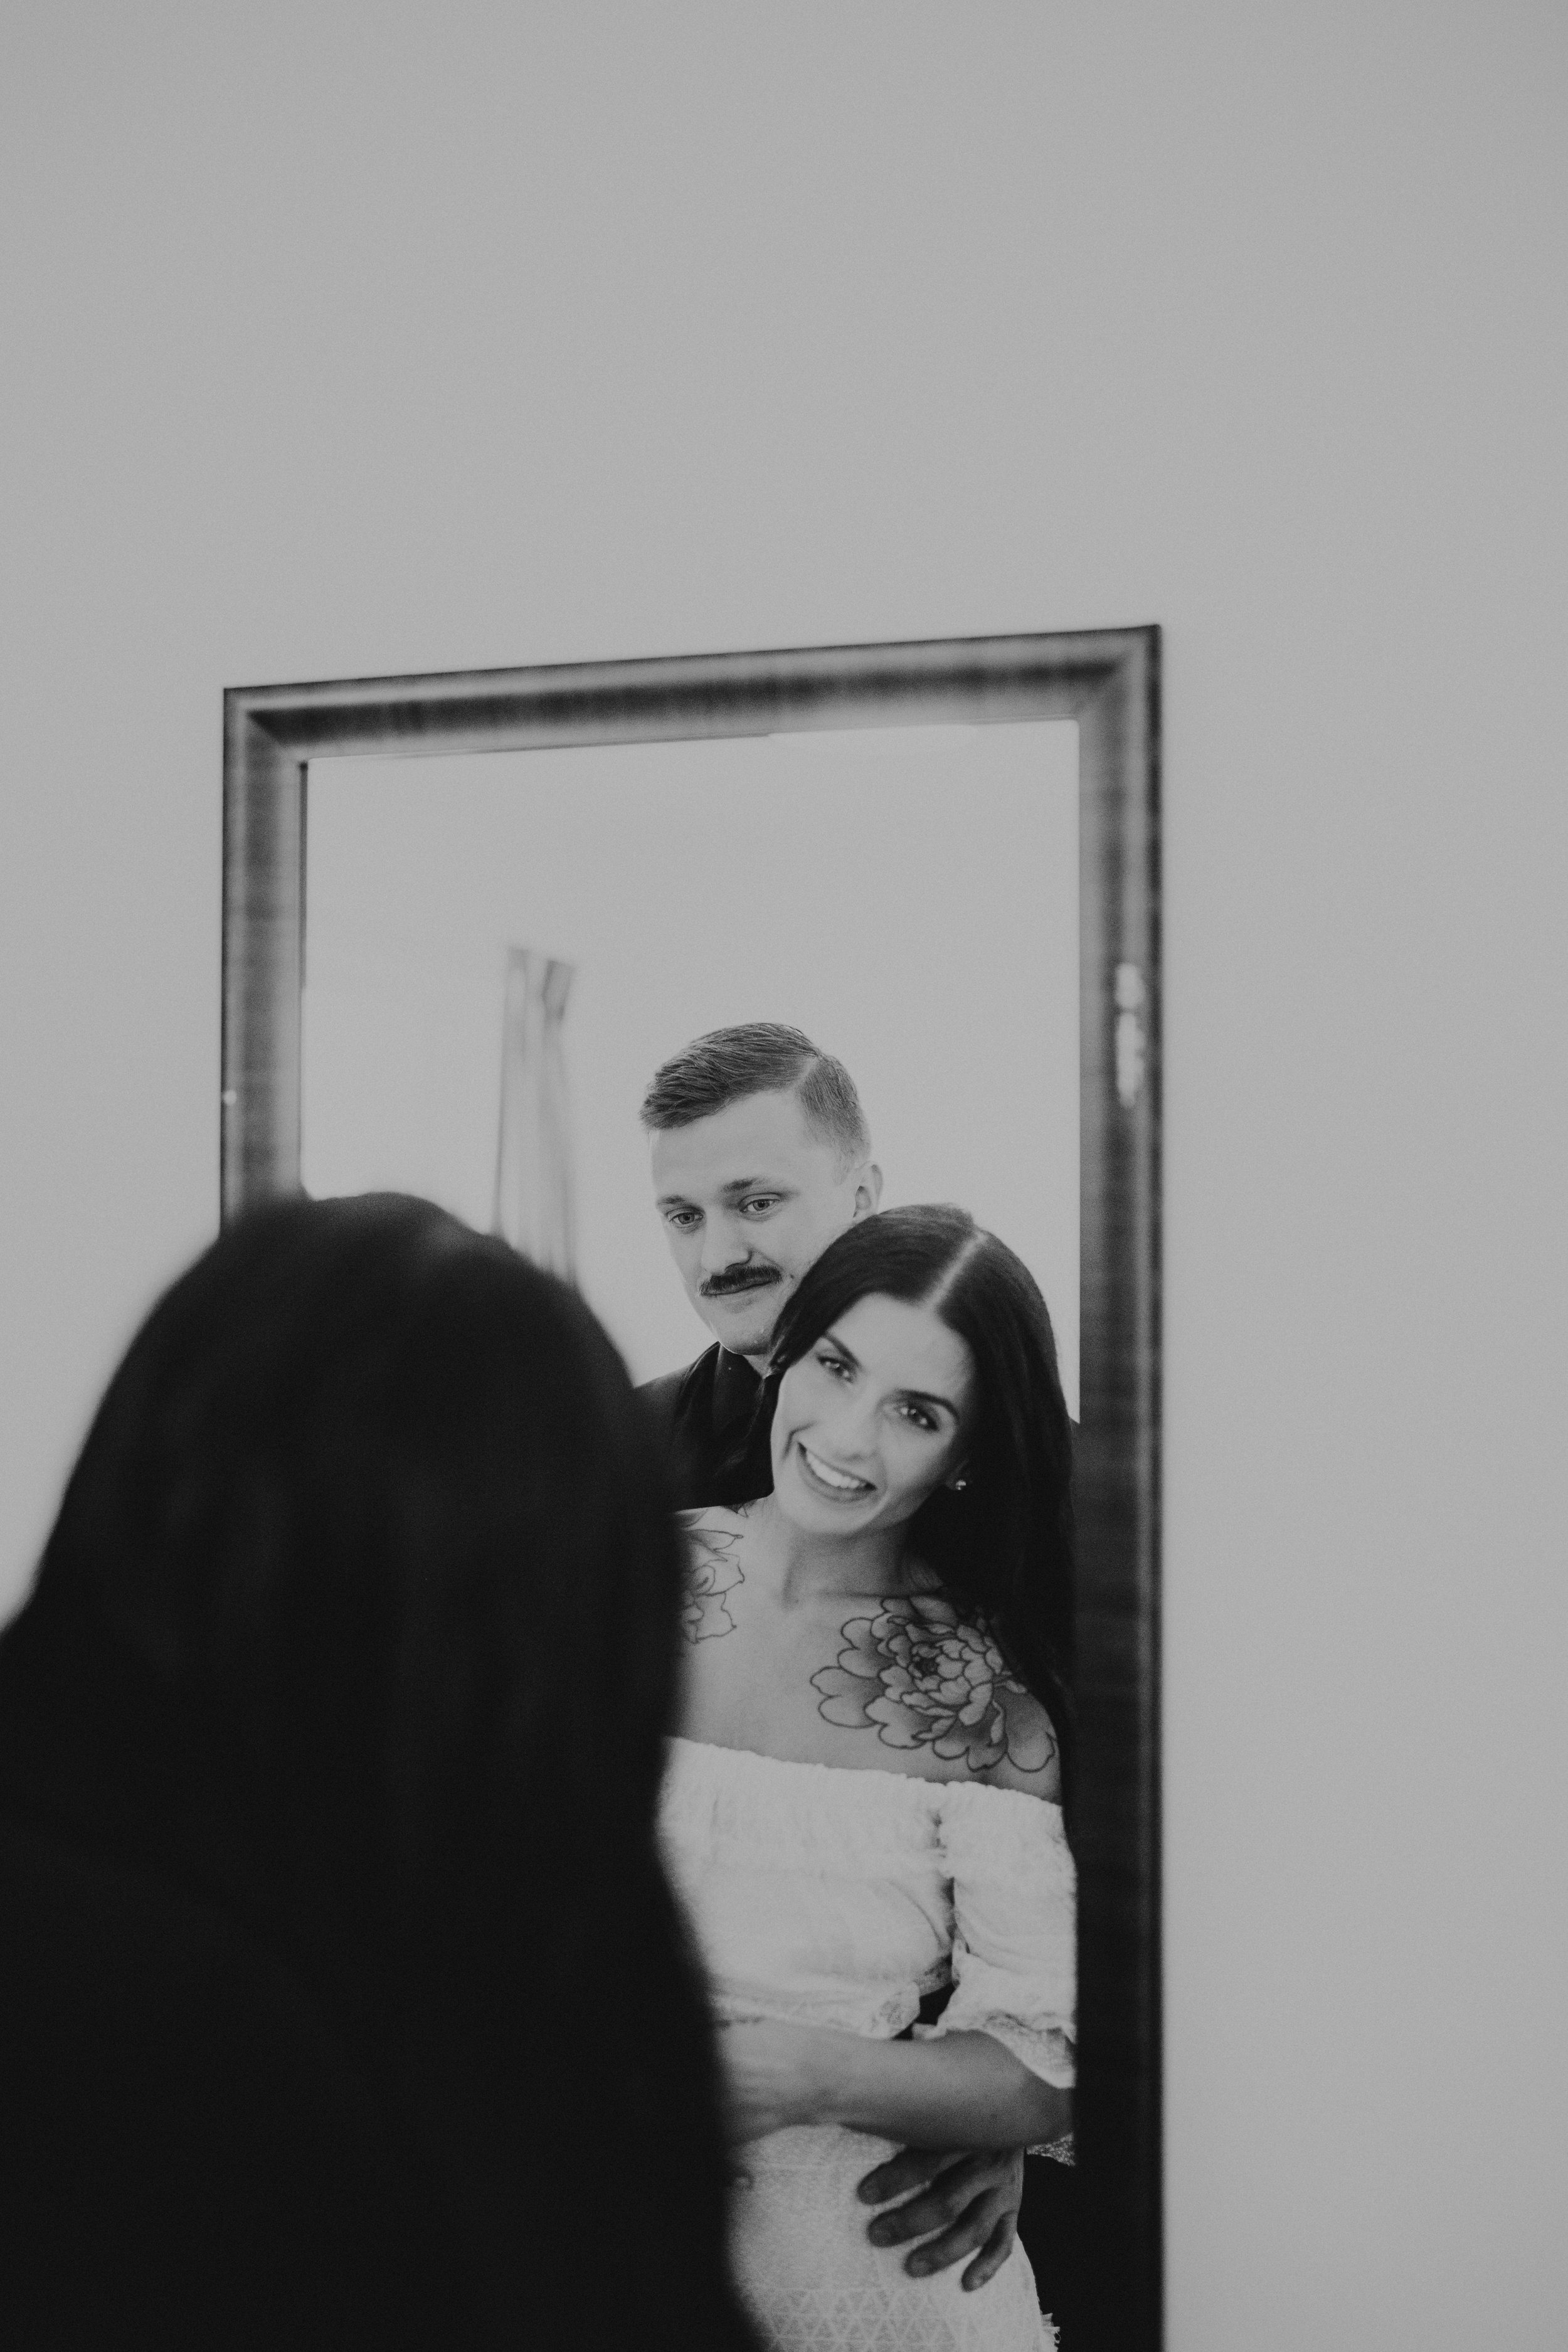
[2,9,1564,2351]
[215,631,1156,2346]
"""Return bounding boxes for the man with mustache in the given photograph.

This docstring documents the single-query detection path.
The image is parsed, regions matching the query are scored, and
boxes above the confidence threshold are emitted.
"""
[638,1023,1072,2316]
[638,1023,881,1509]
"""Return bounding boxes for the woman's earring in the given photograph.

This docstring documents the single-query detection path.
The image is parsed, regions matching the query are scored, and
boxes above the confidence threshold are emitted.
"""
[951,1475,969,1493]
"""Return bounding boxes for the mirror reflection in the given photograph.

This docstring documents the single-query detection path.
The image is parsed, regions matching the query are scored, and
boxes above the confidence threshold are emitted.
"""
[300,715,1085,2342]
[302,719,1079,1415]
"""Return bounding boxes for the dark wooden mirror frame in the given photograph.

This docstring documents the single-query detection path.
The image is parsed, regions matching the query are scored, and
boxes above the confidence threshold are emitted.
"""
[221,627,1162,2350]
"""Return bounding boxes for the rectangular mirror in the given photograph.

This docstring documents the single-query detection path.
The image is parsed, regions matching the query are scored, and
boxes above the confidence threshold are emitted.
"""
[222,628,1161,2348]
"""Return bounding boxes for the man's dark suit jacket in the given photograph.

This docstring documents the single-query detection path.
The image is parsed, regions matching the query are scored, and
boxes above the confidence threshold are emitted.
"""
[638,1342,770,1510]
[638,1345,1081,2334]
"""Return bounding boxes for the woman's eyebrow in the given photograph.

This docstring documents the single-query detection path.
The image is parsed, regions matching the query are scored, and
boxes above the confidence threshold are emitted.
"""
[895,1386,960,1418]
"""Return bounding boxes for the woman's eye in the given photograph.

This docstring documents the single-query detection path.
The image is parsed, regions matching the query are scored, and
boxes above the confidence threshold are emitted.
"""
[816,1352,852,1381]
[898,1402,937,1432]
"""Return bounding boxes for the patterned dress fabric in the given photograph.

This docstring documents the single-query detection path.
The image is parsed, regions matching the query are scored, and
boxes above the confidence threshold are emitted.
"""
[659,1738,1076,2351]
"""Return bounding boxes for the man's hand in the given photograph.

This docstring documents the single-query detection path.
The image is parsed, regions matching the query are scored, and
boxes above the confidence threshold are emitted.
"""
[857,2145,1027,2292]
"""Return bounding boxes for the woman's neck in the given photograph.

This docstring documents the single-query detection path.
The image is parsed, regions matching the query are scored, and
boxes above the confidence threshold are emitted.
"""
[744,1493,914,1608]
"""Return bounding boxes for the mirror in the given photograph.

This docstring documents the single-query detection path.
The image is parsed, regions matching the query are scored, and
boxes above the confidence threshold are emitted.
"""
[221,629,1161,2349]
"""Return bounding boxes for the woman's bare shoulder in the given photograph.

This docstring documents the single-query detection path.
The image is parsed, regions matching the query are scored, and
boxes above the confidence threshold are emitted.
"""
[815,1585,1062,1798]
[973,1682,1062,1802]
[675,1503,761,1571]
[675,1503,755,1540]
[930,1602,1061,1801]
[675,1505,757,1645]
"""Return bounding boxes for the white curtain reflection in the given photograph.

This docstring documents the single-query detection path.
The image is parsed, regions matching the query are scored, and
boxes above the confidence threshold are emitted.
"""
[491,948,577,1279]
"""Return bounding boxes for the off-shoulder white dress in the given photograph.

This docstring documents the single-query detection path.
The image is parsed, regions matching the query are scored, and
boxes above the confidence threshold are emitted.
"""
[659,1737,1075,2351]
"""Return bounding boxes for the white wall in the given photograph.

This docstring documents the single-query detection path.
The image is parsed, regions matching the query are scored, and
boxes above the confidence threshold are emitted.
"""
[3,5,1564,2344]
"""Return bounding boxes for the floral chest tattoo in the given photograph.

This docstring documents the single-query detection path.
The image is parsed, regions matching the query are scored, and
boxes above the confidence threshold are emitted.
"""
[679,1523,1053,1781]
[811,1593,1055,1777]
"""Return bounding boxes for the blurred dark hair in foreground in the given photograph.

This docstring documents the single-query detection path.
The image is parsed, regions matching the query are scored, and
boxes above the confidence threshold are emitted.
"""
[0,1194,756,2351]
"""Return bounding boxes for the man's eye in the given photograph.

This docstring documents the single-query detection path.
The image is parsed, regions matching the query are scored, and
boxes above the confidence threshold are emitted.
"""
[667,1210,700,1231]
[740,1195,781,1216]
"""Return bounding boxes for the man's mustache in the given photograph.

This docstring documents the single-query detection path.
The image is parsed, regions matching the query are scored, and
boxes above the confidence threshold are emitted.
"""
[700,1266,783,1299]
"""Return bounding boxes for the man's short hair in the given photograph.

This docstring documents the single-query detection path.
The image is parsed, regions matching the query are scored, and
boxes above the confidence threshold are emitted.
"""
[639,1023,871,1170]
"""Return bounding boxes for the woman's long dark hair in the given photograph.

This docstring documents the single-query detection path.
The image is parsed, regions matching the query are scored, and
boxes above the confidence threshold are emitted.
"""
[4,1194,754,2350]
[743,1204,1075,1805]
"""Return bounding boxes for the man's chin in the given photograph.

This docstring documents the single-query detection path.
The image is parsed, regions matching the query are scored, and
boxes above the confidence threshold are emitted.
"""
[700,1288,784,1360]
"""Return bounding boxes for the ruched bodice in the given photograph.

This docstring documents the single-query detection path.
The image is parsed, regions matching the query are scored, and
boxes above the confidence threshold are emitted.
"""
[660,1738,1075,2077]
[659,1738,1075,2351]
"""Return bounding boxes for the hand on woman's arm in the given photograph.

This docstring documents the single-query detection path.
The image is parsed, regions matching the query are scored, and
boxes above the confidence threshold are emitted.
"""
[718,2021,841,2146]
[823,2026,1068,2151]
[718,2021,1068,2153]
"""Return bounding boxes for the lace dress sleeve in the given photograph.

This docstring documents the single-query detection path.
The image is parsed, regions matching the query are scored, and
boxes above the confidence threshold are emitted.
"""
[923,1781,1077,2161]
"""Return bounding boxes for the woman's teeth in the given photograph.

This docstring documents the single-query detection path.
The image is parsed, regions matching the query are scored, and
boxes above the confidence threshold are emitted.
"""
[801,1444,872,1494]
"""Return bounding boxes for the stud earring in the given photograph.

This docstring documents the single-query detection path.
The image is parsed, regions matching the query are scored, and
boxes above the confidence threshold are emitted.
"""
[951,1476,969,1492]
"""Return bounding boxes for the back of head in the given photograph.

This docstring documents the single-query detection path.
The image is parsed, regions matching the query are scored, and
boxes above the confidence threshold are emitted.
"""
[640,1020,870,1169]
[6,1194,754,2349]
[765,1205,1076,1792]
[28,1195,676,1913]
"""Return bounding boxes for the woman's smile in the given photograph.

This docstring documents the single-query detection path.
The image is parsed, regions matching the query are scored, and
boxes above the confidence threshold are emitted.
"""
[795,1439,877,1500]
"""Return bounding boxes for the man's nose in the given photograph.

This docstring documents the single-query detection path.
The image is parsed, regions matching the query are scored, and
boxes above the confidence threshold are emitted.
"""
[697,1215,750,1275]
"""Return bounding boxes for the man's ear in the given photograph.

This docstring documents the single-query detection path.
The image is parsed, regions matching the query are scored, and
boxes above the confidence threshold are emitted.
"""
[852,1162,884,1218]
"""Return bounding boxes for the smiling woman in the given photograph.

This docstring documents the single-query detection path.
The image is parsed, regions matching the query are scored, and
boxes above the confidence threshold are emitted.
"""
[739,1204,1073,1783]
[776,1295,972,1513]
[664,1206,1076,2348]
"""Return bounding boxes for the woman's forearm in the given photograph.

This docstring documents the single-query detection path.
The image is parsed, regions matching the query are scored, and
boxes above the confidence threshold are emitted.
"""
[807,2028,1071,2151]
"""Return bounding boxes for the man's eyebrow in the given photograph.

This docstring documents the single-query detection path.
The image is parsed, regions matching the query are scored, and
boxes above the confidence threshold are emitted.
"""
[653,1175,792,1210]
